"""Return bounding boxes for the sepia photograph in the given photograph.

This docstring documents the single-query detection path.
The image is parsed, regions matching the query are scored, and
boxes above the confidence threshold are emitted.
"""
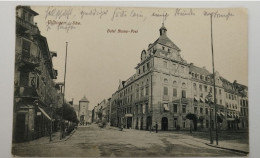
[12,6,248,157]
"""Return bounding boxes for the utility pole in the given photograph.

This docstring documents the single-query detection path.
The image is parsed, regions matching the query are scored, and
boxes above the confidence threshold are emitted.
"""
[210,14,218,145]
[60,42,68,140]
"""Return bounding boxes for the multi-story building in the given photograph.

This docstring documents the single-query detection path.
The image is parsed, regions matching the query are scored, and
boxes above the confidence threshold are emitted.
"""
[14,6,60,142]
[109,23,248,131]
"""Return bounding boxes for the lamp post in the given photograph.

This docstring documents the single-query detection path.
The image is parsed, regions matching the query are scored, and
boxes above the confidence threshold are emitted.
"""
[60,42,68,140]
[50,104,53,142]
[210,14,218,145]
[206,92,213,144]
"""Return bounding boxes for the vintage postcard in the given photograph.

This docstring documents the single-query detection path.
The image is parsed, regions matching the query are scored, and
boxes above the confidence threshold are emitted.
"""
[12,6,248,157]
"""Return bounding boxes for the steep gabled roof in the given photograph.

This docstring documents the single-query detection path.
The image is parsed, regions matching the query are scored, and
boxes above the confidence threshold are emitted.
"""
[189,64,211,76]
[154,35,181,51]
[80,96,89,102]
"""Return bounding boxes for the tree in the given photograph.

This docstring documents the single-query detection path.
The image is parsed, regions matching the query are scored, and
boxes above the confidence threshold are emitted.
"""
[56,103,79,124]
[186,113,198,133]
[97,111,103,122]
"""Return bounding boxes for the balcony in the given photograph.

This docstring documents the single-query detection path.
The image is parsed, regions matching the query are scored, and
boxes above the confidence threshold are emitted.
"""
[181,97,189,103]
[163,95,169,101]
[16,16,39,34]
[14,86,39,98]
[16,53,40,70]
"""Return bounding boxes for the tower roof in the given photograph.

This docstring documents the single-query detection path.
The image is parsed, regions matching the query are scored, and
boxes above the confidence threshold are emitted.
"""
[79,96,89,102]
[151,23,180,51]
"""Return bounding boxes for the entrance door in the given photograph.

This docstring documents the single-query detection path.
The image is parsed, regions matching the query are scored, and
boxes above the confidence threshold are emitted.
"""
[127,117,132,129]
[15,113,26,142]
[161,117,168,131]
[146,116,152,130]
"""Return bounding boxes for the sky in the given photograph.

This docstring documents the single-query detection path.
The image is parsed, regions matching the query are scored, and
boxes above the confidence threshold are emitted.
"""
[31,6,248,110]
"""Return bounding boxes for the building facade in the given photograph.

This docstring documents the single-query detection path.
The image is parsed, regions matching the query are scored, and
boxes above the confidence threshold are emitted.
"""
[78,96,91,125]
[14,6,60,142]
[108,24,248,131]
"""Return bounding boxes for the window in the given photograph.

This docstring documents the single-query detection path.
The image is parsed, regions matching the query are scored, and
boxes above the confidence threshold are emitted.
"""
[164,87,168,95]
[183,121,186,128]
[141,88,144,97]
[182,104,186,113]
[206,120,209,128]
[200,108,203,114]
[204,85,207,92]
[200,75,203,80]
[20,71,29,86]
[219,89,222,95]
[174,118,178,128]
[220,99,222,105]
[182,90,186,98]
[193,83,197,90]
[200,93,203,98]
[173,81,177,86]
[194,107,198,113]
[143,65,145,72]
[182,82,186,88]
[162,46,165,50]
[199,84,202,91]
[181,66,185,73]
[172,64,176,70]
[168,48,170,52]
[205,108,208,115]
[138,69,141,74]
[147,62,150,69]
[173,104,178,113]
[163,61,167,68]
[210,87,212,93]
[163,103,169,112]
[173,88,177,97]
[22,40,31,57]
[145,86,149,95]
[164,78,168,83]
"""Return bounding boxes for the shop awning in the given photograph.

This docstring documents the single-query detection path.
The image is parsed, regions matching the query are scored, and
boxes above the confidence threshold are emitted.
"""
[38,107,51,120]
[194,96,199,101]
[163,104,169,111]
[200,97,205,103]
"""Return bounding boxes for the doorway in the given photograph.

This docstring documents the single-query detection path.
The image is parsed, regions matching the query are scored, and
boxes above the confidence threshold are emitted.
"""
[15,113,26,142]
[161,117,168,131]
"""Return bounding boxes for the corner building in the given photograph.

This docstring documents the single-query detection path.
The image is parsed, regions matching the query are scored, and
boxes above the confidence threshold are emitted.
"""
[111,24,248,131]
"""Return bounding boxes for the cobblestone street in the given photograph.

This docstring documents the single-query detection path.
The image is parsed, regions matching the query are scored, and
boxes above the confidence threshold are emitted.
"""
[12,124,248,157]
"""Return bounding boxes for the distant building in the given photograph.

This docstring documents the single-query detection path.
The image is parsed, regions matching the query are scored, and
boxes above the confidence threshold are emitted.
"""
[108,23,248,131]
[78,96,90,125]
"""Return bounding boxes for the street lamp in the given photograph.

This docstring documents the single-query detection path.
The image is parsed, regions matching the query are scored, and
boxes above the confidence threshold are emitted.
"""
[206,92,213,144]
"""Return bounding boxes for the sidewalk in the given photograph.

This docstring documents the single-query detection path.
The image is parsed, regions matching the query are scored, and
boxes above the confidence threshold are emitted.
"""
[205,140,249,154]
[13,130,77,147]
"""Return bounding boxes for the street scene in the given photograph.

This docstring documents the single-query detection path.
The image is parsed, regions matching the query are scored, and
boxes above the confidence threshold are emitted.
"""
[13,124,248,157]
[13,6,248,157]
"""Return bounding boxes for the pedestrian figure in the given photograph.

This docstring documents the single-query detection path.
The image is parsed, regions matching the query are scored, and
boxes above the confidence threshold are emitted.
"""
[155,122,158,133]
[120,123,124,131]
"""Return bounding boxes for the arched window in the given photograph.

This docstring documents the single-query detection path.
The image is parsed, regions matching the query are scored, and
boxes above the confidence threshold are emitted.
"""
[173,81,177,86]
[182,82,186,88]
[164,78,168,83]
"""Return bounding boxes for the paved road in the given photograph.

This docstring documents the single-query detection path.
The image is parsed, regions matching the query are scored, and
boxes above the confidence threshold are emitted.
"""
[12,124,247,157]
